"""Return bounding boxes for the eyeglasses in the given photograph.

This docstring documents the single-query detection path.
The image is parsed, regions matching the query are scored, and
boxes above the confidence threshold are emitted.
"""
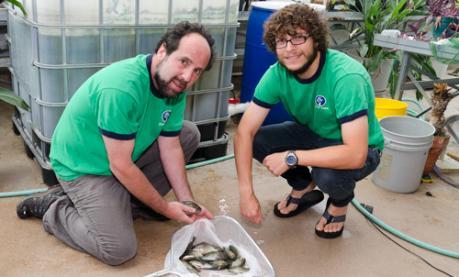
[275,35,309,49]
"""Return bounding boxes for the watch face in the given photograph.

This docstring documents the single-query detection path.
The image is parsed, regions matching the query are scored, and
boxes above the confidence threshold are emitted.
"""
[286,153,297,166]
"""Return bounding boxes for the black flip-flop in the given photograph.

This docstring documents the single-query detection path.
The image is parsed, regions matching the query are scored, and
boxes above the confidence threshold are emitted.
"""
[273,190,324,218]
[315,198,346,239]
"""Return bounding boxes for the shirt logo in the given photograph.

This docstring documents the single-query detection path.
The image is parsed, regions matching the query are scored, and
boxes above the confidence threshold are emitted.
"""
[315,95,326,106]
[315,95,329,111]
[161,110,171,123]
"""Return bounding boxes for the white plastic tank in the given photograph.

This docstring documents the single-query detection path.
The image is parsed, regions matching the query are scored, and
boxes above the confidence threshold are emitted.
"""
[8,0,239,165]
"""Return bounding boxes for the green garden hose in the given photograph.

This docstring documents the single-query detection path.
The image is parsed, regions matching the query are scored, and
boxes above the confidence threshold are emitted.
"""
[352,198,459,259]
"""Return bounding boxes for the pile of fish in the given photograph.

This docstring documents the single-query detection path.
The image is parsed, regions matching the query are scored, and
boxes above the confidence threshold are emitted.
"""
[180,237,250,275]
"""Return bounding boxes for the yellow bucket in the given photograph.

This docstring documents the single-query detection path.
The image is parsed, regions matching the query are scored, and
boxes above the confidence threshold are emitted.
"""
[375,98,408,120]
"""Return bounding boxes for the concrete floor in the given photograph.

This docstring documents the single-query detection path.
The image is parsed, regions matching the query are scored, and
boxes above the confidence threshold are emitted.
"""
[1,100,459,277]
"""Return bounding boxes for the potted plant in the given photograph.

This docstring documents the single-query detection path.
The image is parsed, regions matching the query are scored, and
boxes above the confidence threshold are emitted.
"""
[423,82,456,175]
[348,0,427,93]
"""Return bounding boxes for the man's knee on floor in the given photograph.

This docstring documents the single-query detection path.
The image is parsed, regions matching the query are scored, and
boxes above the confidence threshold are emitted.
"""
[99,239,138,266]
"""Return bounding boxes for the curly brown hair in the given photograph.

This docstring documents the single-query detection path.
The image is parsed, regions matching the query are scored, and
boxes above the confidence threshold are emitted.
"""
[263,4,329,53]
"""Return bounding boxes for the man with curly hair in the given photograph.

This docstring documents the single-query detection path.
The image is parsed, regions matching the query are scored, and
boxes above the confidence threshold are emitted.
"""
[234,4,384,239]
[16,22,214,264]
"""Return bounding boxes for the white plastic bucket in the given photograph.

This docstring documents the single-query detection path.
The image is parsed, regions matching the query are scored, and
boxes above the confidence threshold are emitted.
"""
[372,116,435,193]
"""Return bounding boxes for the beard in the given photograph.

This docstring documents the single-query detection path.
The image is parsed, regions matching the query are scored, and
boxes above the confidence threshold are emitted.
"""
[281,46,319,76]
[154,72,176,98]
[154,61,187,98]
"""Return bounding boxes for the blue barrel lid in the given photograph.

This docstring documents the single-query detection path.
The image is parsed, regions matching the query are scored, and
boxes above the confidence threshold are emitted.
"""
[251,1,326,13]
[251,1,296,12]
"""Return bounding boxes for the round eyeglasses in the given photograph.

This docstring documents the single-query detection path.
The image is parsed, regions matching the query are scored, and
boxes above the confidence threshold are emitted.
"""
[275,35,309,49]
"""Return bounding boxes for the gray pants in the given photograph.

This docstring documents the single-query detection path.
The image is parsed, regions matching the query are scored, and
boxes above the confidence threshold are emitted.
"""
[43,121,200,265]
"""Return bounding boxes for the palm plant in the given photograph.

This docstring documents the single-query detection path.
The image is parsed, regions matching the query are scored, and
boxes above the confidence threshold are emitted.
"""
[349,0,427,74]
[347,0,440,99]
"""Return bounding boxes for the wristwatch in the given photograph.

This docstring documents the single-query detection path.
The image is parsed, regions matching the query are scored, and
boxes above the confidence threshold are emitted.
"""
[285,151,298,168]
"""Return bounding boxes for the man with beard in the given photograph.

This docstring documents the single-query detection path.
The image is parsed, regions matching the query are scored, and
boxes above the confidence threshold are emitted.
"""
[234,4,384,239]
[16,22,214,265]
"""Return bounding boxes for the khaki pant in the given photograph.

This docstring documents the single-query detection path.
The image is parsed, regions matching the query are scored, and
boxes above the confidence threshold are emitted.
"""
[43,121,200,265]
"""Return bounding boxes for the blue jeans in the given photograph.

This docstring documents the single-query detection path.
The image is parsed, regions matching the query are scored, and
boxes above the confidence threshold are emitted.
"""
[253,121,381,207]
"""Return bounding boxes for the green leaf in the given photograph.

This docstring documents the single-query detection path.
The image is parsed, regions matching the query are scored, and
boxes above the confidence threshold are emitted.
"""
[360,44,368,58]
[391,0,407,19]
[349,27,361,39]
[6,0,27,16]
[0,88,30,111]
[411,54,437,78]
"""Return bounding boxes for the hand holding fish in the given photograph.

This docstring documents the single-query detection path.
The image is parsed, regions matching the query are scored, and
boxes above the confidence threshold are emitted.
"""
[164,201,199,224]
[181,200,214,221]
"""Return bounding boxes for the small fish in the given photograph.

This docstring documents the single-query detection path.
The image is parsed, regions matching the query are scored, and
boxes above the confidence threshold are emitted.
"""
[210,259,230,270]
[181,255,196,262]
[225,245,238,260]
[228,265,250,274]
[230,256,245,268]
[190,242,219,258]
[183,260,199,273]
[189,259,214,270]
[181,200,202,215]
[179,236,195,259]
[200,251,227,262]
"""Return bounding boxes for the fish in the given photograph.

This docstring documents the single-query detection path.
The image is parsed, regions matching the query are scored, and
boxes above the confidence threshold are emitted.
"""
[210,259,230,270]
[230,256,245,268]
[225,245,238,260]
[183,260,199,274]
[190,242,220,258]
[200,251,227,262]
[188,259,215,270]
[181,200,202,215]
[228,265,250,274]
[181,255,196,262]
[179,239,250,275]
[179,236,196,260]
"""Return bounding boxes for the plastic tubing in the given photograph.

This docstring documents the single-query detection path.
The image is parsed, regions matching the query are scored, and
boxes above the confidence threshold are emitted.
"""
[0,188,48,198]
[402,99,425,119]
[2,154,458,259]
[402,98,424,113]
[185,154,234,170]
[352,198,459,259]
[0,155,236,198]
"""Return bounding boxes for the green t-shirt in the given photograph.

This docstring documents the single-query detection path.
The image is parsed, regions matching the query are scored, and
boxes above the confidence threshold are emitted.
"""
[50,54,186,181]
[253,49,384,150]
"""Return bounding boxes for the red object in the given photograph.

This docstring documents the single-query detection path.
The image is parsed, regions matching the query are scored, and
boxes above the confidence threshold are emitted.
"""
[228,98,240,104]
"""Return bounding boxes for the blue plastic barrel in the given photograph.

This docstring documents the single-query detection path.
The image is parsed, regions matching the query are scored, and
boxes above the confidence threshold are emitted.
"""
[241,1,293,125]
